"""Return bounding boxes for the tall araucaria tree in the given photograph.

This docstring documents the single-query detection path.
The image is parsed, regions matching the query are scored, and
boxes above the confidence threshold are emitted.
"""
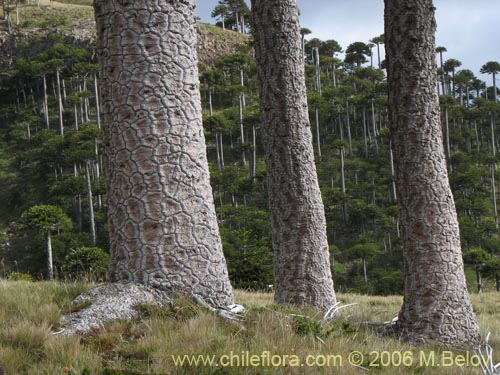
[481,61,500,102]
[385,0,480,345]
[93,0,234,308]
[19,205,73,281]
[251,0,336,310]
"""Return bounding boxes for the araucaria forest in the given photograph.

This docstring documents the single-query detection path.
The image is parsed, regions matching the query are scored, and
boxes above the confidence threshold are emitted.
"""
[0,0,500,351]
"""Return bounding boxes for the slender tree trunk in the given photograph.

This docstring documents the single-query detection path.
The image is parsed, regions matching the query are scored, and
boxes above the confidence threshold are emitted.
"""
[332,61,337,88]
[492,164,499,229]
[74,103,79,130]
[340,147,347,223]
[251,123,256,179]
[209,88,223,173]
[85,161,96,247]
[240,14,245,34]
[443,104,451,158]
[94,73,101,129]
[346,100,353,156]
[363,258,368,285]
[79,82,84,124]
[239,93,246,166]
[56,69,64,136]
[315,106,321,161]
[46,232,54,280]
[385,0,480,345]
[313,47,322,161]
[362,107,368,158]
[377,42,381,69]
[42,74,49,128]
[6,3,11,33]
[235,10,240,32]
[493,71,497,103]
[476,269,482,294]
[219,131,225,171]
[389,139,397,202]
[94,0,234,307]
[252,0,336,310]
[371,99,379,154]
[83,79,90,122]
[74,163,82,231]
[491,114,496,156]
[62,78,67,102]
[474,120,480,152]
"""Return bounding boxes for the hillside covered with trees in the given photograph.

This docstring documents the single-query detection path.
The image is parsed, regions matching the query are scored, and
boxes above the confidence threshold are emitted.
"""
[0,0,499,298]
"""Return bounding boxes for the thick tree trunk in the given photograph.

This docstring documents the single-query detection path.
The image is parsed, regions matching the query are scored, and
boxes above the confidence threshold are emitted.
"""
[252,0,336,310]
[94,0,234,307]
[385,0,480,345]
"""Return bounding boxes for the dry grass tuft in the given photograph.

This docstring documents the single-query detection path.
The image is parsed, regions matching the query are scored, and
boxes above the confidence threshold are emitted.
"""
[0,280,497,374]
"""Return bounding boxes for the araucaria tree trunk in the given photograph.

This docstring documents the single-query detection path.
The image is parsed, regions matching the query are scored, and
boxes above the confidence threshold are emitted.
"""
[251,0,336,310]
[385,0,480,345]
[94,0,234,308]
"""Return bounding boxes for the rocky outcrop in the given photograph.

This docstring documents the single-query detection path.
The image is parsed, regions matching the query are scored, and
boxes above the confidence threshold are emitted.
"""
[0,20,248,70]
[196,24,249,69]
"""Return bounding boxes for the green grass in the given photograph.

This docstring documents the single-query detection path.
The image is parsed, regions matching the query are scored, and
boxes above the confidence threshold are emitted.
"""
[0,280,498,374]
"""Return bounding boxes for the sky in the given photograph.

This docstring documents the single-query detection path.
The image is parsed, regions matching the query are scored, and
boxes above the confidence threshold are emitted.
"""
[196,0,500,82]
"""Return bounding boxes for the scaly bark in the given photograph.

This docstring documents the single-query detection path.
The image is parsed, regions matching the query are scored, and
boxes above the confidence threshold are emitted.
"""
[385,0,480,345]
[94,0,234,308]
[252,0,336,310]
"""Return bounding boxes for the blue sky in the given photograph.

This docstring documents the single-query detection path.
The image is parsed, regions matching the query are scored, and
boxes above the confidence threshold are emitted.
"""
[196,0,500,82]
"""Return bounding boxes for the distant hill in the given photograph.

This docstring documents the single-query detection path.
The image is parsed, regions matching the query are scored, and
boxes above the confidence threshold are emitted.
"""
[0,1,249,70]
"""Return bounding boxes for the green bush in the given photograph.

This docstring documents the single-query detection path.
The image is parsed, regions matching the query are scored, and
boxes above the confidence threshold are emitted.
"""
[62,247,109,281]
[7,272,34,282]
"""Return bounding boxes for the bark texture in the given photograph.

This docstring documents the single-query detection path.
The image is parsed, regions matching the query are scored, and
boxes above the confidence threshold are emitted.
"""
[94,0,234,308]
[384,0,480,345]
[251,0,336,310]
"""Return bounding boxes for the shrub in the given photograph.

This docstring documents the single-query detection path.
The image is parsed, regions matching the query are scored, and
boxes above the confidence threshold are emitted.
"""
[7,272,34,282]
[63,247,109,281]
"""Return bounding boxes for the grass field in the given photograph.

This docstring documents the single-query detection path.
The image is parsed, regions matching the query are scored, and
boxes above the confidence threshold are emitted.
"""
[0,280,499,374]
